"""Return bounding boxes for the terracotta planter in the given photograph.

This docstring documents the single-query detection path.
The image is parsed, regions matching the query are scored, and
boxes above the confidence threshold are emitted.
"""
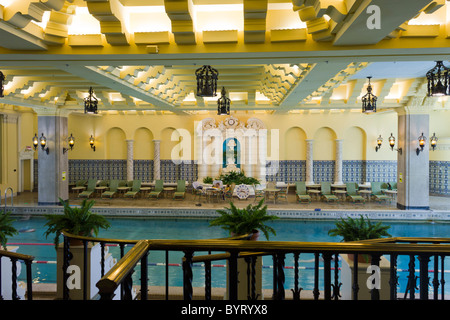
[250,230,260,241]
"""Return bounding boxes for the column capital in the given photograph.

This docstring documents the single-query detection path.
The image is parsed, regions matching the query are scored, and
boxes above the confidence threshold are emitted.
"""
[397,96,439,115]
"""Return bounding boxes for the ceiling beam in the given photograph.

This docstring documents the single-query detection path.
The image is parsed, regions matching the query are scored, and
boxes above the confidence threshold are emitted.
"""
[60,64,187,115]
[276,61,351,112]
[333,0,434,46]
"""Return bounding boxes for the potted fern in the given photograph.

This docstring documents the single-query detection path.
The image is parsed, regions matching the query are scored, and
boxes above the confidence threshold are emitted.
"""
[0,210,18,250]
[328,215,391,262]
[209,199,278,240]
[44,198,111,248]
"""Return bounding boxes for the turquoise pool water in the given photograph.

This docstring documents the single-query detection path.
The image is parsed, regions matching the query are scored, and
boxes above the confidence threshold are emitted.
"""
[9,217,450,295]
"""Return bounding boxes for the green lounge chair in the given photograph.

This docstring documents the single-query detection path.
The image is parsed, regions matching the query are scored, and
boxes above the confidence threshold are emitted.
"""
[124,179,141,198]
[149,180,164,199]
[78,179,96,198]
[102,179,119,198]
[320,181,338,202]
[173,179,186,200]
[276,184,289,203]
[253,184,265,202]
[295,182,311,203]
[371,182,391,202]
[345,182,365,203]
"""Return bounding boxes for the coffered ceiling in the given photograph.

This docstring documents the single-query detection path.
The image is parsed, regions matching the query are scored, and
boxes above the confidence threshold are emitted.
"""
[0,0,450,116]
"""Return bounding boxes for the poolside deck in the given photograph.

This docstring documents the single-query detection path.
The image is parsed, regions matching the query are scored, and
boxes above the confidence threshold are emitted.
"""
[6,190,450,221]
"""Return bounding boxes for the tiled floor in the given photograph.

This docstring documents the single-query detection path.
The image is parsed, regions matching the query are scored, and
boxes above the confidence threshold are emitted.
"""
[7,190,450,212]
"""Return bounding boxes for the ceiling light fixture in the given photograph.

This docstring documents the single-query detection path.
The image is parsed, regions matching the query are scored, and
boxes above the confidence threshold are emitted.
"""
[217,87,231,115]
[362,76,377,113]
[84,87,98,114]
[426,61,450,97]
[195,65,218,97]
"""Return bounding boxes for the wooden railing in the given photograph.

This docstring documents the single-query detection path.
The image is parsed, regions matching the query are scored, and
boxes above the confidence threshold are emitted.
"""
[59,231,450,301]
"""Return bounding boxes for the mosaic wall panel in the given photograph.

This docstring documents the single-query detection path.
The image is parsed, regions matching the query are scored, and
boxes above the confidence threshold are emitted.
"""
[134,160,153,182]
[33,159,448,196]
[160,160,198,183]
[430,161,449,196]
[266,160,306,183]
[313,160,335,183]
[342,160,366,183]
[365,160,397,183]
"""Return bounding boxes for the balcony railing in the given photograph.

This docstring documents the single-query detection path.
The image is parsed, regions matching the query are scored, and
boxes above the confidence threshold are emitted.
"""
[0,249,34,300]
[58,231,450,301]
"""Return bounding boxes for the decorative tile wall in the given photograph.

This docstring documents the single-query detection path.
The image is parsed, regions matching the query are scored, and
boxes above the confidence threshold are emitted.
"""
[430,161,449,196]
[312,160,335,183]
[33,159,448,196]
[266,160,306,183]
[365,160,397,183]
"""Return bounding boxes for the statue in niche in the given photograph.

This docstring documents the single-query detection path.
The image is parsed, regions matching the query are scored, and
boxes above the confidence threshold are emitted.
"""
[222,138,240,173]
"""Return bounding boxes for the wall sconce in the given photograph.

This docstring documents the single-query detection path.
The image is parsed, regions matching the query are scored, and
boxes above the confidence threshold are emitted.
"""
[388,133,402,155]
[89,135,96,151]
[33,133,49,154]
[63,133,75,154]
[375,135,383,152]
[416,132,426,155]
[430,132,438,151]
[0,71,5,98]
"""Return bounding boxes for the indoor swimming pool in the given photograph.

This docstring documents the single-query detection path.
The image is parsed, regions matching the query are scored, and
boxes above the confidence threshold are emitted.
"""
[8,216,450,295]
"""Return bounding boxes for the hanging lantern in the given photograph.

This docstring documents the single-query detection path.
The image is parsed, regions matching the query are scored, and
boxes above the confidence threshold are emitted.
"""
[426,61,450,97]
[362,76,377,113]
[195,65,219,97]
[84,87,98,114]
[217,87,231,115]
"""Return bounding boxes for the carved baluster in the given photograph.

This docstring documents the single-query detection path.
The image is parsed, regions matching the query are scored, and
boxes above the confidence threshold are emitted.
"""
[291,252,302,300]
[276,253,285,300]
[370,254,381,300]
[352,254,359,300]
[204,260,211,300]
[313,253,320,300]
[332,253,341,300]
[389,254,398,300]
[419,254,431,300]
[183,250,194,300]
[11,257,18,300]
[323,253,332,300]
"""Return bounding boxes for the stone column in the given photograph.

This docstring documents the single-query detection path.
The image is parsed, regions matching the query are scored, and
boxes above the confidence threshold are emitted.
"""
[305,139,314,185]
[258,130,267,184]
[153,139,160,181]
[334,139,343,185]
[37,112,69,205]
[126,139,134,181]
[396,101,430,210]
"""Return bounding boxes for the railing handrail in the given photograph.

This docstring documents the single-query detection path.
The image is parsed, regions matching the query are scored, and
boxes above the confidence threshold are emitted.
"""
[69,233,450,301]
[96,239,150,299]
[0,249,34,262]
